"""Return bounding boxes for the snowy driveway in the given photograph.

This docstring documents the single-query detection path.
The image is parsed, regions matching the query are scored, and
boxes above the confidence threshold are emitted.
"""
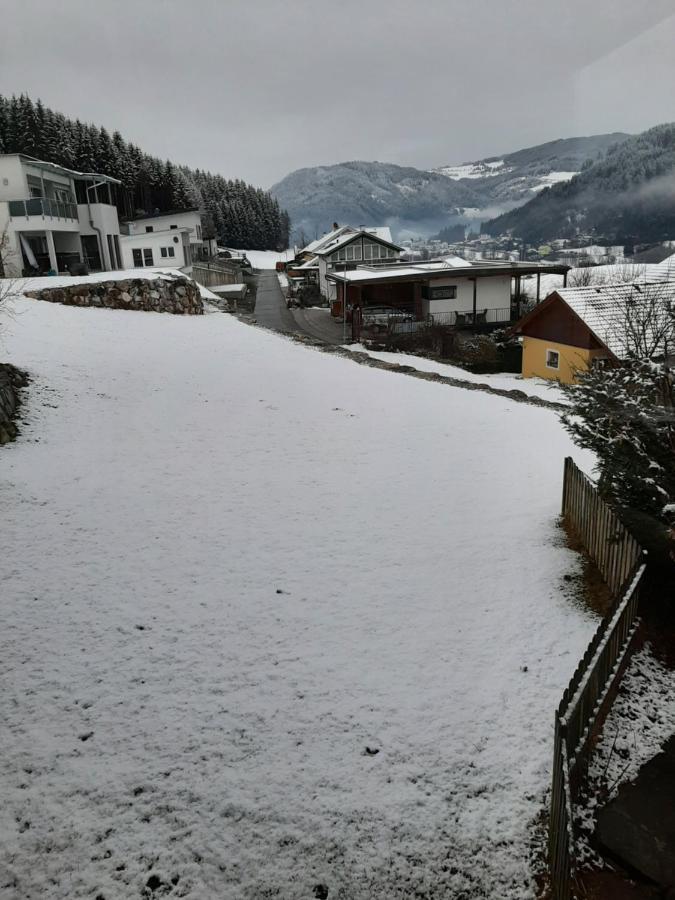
[0,298,596,899]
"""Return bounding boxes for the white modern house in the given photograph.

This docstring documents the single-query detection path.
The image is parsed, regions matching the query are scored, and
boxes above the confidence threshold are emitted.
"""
[0,153,122,276]
[119,209,216,272]
[327,257,572,326]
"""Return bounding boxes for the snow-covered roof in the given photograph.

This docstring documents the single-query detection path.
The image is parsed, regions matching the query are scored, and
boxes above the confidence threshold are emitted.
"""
[11,153,122,185]
[328,258,567,284]
[553,280,675,358]
[302,226,395,256]
[313,228,402,257]
[301,226,353,254]
[294,256,320,270]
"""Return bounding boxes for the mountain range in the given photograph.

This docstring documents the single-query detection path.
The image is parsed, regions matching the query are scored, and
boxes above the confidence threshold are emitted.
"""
[483,123,675,244]
[271,133,630,242]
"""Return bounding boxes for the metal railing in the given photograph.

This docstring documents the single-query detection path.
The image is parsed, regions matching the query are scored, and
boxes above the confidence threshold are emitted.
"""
[549,457,646,900]
[8,198,78,220]
[429,308,513,326]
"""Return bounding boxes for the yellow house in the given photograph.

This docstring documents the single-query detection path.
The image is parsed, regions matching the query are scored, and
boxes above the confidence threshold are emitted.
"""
[509,284,652,385]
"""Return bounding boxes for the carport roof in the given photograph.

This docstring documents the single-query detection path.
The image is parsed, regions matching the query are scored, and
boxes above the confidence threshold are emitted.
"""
[327,260,570,285]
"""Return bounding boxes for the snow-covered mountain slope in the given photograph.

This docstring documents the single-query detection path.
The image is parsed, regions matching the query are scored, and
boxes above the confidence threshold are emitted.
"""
[271,134,629,241]
[1,293,596,898]
[434,133,629,205]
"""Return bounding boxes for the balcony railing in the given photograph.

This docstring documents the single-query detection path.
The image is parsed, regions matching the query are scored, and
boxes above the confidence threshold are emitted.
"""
[8,198,78,221]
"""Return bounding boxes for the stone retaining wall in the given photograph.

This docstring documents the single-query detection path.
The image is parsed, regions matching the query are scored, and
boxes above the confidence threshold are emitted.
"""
[25,275,204,315]
[0,364,28,445]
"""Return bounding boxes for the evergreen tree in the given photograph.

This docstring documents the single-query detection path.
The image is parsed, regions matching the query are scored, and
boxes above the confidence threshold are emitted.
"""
[0,92,290,250]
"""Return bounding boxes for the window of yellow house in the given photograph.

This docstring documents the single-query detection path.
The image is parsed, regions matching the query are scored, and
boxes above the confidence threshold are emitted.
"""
[546,349,560,369]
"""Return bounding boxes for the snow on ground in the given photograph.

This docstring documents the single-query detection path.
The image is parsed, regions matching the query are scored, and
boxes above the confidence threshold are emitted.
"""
[236,249,295,270]
[10,267,186,296]
[436,161,506,180]
[1,295,597,899]
[576,646,675,866]
[529,172,578,191]
[348,344,566,403]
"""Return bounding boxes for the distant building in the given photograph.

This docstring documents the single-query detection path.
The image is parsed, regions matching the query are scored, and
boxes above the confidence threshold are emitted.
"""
[0,153,122,276]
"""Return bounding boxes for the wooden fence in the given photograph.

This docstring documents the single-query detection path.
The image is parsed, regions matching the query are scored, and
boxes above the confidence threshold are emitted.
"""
[561,456,642,596]
[550,458,647,899]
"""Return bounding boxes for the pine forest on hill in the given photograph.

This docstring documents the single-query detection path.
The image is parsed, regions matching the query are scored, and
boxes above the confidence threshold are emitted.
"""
[0,94,290,251]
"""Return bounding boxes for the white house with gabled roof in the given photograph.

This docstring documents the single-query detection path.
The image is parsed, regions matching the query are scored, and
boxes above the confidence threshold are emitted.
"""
[308,226,404,301]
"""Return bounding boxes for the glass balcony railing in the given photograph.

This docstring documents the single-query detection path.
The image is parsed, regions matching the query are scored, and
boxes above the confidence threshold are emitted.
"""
[8,198,78,220]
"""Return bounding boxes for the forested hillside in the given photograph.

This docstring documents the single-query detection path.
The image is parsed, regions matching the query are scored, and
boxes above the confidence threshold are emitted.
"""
[484,123,675,243]
[0,94,289,250]
[271,160,488,241]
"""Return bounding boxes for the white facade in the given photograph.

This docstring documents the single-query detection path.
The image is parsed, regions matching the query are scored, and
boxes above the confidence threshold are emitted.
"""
[124,210,209,269]
[0,154,121,277]
[119,227,192,270]
[424,274,512,320]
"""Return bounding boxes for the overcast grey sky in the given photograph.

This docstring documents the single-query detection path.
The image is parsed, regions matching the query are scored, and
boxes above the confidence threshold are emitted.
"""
[1,0,674,188]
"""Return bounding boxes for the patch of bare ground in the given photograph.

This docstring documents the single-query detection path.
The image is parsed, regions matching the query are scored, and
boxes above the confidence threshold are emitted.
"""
[560,516,614,616]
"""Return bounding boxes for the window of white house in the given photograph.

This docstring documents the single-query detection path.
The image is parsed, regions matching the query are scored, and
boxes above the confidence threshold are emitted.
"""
[363,244,372,260]
[431,286,457,300]
[143,248,153,266]
[145,226,154,233]
[546,349,560,369]
[161,247,176,258]
[170,224,178,230]
[132,248,143,267]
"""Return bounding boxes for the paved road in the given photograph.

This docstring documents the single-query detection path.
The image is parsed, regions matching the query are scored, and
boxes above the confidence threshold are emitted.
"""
[253,271,299,334]
[292,307,349,345]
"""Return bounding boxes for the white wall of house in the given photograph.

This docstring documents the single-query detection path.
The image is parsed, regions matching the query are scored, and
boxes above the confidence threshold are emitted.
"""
[119,228,190,270]
[78,203,122,270]
[0,156,28,202]
[127,210,202,239]
[426,274,511,318]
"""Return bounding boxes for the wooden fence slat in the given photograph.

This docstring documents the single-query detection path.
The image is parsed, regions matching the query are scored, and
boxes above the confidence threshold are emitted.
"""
[551,459,646,900]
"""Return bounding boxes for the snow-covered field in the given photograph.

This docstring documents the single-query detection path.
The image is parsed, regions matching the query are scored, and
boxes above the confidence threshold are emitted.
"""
[348,344,566,403]
[0,293,597,898]
[238,249,295,270]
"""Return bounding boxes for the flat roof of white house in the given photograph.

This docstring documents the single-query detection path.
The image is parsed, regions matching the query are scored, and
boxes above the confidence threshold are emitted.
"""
[327,259,570,284]
[1,153,121,184]
[126,208,201,222]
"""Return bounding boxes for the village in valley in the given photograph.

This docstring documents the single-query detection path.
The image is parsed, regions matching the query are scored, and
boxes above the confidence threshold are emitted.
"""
[1,5,675,900]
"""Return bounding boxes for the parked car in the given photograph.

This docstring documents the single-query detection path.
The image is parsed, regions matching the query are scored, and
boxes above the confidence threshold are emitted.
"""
[361,306,414,327]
